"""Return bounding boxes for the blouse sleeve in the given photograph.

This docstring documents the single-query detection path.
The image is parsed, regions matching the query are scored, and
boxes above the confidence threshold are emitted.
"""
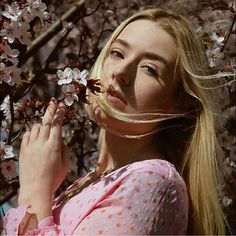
[75,169,189,235]
[3,169,188,235]
[3,205,65,235]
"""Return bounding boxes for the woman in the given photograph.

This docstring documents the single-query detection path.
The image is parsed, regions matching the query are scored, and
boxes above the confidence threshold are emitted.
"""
[3,8,228,235]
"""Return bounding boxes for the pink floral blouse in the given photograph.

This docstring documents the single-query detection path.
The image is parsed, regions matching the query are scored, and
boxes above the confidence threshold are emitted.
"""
[3,159,189,235]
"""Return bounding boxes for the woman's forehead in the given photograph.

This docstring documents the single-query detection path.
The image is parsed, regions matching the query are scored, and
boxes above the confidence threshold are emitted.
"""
[114,19,178,67]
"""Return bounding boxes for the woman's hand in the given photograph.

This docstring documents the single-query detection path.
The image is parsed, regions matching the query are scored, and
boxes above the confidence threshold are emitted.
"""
[18,99,70,217]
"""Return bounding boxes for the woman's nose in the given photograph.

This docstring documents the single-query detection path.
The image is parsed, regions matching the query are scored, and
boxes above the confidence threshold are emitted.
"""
[111,63,133,87]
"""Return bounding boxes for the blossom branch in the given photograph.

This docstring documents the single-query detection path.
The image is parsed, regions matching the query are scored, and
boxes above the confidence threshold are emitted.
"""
[44,23,74,69]
[6,86,15,145]
[220,14,236,52]
[20,0,86,66]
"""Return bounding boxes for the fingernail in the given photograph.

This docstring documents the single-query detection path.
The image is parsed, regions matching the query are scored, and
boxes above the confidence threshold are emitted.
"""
[51,97,57,103]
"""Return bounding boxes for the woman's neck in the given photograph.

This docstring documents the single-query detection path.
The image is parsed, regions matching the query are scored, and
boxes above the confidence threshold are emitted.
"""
[98,130,161,172]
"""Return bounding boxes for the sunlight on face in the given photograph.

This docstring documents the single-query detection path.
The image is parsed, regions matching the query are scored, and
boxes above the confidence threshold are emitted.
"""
[93,19,179,135]
[102,19,178,113]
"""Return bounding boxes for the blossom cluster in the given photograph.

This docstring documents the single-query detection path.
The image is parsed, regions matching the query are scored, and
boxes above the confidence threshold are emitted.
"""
[0,142,16,179]
[206,32,225,68]
[57,67,89,106]
[0,0,50,86]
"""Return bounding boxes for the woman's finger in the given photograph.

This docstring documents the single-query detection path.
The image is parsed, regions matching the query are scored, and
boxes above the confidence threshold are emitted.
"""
[20,131,30,150]
[29,123,41,144]
[42,98,57,126]
[50,103,66,140]
[39,98,57,140]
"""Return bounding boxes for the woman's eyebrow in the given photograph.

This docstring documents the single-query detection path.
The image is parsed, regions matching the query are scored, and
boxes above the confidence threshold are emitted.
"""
[113,38,169,66]
[113,38,130,48]
[143,52,169,66]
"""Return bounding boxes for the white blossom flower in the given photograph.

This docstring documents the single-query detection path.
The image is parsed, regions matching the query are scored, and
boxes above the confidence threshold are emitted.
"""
[3,65,22,86]
[62,84,79,106]
[0,159,17,178]
[210,32,224,45]
[0,142,14,159]
[1,2,22,22]
[57,68,74,85]
[27,0,48,21]
[0,21,20,44]
[1,44,20,65]
[73,68,89,86]
[8,65,22,85]
[18,8,34,24]
[57,67,89,86]
[221,195,233,207]
[17,23,31,45]
[0,63,11,85]
[206,47,224,68]
[0,95,11,120]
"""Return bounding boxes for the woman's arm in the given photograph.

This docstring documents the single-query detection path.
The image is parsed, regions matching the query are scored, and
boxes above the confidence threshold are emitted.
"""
[5,98,70,235]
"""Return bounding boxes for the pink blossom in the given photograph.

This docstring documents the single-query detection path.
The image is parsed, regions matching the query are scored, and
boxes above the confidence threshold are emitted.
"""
[62,84,79,106]
[206,47,224,68]
[0,142,14,159]
[0,63,11,85]
[27,0,49,21]
[1,2,22,22]
[73,68,89,86]
[17,22,31,45]
[57,67,89,86]
[18,8,34,24]
[4,65,22,86]
[57,68,74,85]
[0,159,17,179]
[210,32,225,45]
[0,21,20,44]
[1,44,20,65]
[0,95,11,120]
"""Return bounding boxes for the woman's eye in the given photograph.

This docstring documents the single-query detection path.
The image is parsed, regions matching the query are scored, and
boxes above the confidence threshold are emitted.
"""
[143,65,159,77]
[110,49,124,59]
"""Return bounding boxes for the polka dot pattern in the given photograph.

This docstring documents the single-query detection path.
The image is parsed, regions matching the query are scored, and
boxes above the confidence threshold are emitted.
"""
[3,159,188,235]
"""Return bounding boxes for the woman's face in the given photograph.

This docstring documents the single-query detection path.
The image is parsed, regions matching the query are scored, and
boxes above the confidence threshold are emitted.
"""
[103,19,178,113]
[93,19,179,134]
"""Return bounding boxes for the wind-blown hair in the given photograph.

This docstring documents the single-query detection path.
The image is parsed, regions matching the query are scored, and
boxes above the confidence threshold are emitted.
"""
[87,8,228,235]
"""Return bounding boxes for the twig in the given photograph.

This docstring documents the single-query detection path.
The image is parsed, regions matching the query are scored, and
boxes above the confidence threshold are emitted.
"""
[76,33,84,63]
[10,120,27,144]
[221,14,236,52]
[44,23,75,69]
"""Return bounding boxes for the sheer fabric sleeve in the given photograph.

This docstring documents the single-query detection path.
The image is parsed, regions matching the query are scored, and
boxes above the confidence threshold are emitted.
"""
[75,170,189,235]
[3,205,65,235]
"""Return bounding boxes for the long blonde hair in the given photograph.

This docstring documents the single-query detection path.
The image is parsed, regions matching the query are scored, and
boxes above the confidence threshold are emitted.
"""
[87,8,228,235]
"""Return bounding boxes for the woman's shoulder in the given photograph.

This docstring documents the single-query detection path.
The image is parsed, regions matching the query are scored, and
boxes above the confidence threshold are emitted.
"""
[128,158,184,181]
[100,158,186,193]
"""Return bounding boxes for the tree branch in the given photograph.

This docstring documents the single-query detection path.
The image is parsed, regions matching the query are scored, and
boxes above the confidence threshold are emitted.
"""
[20,0,86,66]
[221,14,236,52]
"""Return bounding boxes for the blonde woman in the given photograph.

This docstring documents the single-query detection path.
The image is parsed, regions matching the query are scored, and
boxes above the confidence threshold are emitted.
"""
[4,8,229,235]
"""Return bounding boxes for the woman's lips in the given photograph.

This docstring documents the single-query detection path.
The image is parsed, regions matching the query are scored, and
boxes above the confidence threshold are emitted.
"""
[106,85,127,109]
